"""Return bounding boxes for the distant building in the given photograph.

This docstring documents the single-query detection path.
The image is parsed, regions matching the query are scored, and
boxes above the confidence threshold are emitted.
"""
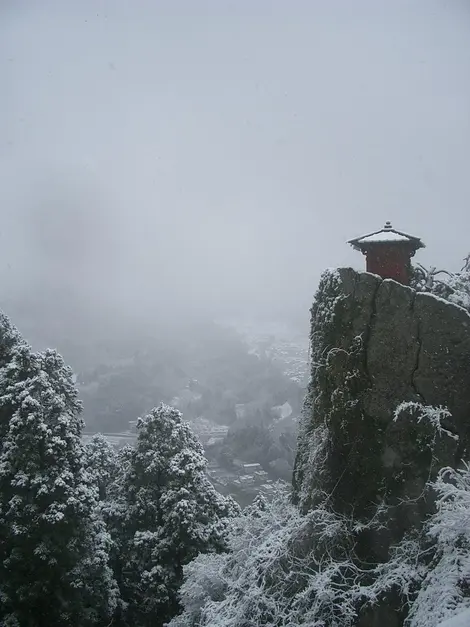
[242,463,262,474]
[212,425,229,436]
[206,436,225,447]
[190,418,229,444]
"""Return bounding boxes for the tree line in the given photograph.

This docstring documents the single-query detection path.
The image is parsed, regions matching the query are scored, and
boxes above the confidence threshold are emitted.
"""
[0,311,238,626]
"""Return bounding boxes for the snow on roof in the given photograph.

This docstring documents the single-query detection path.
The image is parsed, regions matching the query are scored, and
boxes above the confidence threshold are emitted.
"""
[356,231,413,244]
[348,221,425,251]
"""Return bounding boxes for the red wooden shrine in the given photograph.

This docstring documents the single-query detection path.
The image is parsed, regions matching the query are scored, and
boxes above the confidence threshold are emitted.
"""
[348,221,425,285]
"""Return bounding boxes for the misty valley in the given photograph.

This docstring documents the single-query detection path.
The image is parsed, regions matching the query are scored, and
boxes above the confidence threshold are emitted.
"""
[7,292,309,502]
[75,318,308,505]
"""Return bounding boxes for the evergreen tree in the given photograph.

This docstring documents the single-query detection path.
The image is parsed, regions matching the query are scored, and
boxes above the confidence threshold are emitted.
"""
[100,445,134,626]
[84,433,119,501]
[114,403,239,627]
[0,313,119,626]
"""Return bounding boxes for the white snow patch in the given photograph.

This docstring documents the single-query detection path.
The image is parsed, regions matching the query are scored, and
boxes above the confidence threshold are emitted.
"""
[418,291,470,318]
[437,608,470,627]
[356,231,414,243]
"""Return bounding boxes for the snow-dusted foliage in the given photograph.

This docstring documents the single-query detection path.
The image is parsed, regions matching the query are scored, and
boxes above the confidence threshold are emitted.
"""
[412,257,470,312]
[446,264,470,311]
[406,464,470,627]
[169,490,302,627]
[84,433,119,500]
[111,403,240,627]
[436,609,470,627]
[0,313,118,626]
[170,489,425,627]
[394,402,458,443]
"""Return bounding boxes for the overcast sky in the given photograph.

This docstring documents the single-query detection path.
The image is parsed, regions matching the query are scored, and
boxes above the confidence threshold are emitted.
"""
[1,0,470,329]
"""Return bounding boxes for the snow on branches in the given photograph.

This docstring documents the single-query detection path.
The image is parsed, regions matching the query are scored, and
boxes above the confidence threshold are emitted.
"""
[111,403,240,626]
[407,464,470,627]
[412,258,470,313]
[394,402,458,443]
[170,486,429,627]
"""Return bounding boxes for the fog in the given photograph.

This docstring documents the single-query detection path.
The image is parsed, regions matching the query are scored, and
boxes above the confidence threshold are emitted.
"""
[1,0,470,337]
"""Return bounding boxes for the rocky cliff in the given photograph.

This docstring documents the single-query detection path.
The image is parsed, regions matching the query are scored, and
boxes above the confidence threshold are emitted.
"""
[293,268,470,562]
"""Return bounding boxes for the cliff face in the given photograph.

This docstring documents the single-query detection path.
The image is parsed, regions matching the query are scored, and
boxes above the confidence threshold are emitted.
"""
[293,268,470,560]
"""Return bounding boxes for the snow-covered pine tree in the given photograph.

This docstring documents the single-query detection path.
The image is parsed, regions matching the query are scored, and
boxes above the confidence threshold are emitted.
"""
[100,444,134,626]
[115,403,239,627]
[84,433,119,501]
[0,313,119,626]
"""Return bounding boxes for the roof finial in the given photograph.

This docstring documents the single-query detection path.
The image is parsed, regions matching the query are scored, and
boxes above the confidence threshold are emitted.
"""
[384,221,392,230]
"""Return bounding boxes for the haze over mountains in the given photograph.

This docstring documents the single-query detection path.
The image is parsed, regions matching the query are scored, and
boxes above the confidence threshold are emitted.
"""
[1,0,470,343]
